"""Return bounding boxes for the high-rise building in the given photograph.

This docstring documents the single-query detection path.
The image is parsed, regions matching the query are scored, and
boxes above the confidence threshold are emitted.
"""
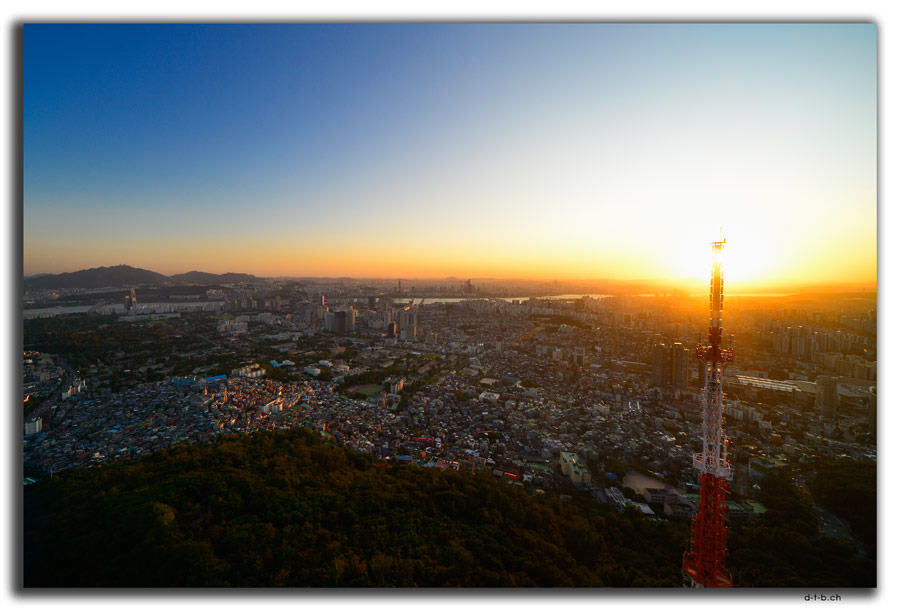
[123,289,137,313]
[398,305,418,341]
[774,330,790,355]
[868,387,877,437]
[672,343,689,390]
[574,346,586,366]
[652,342,689,390]
[816,376,838,420]
[651,344,671,388]
[334,310,348,334]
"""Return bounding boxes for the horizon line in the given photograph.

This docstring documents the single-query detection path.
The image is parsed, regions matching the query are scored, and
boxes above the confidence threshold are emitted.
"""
[22,264,878,292]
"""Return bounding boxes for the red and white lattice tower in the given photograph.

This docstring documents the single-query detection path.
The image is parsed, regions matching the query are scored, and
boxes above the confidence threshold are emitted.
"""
[682,240,734,588]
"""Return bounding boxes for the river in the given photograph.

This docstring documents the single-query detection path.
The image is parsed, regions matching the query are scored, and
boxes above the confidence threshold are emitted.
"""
[392,294,613,305]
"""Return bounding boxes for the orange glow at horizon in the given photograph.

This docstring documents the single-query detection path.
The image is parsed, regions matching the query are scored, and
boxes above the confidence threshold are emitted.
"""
[24,227,877,290]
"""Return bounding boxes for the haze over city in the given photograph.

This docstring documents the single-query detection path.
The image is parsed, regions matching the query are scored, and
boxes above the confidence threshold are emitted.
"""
[24,24,875,289]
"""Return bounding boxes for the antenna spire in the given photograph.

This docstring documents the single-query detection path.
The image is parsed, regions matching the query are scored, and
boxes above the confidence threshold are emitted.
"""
[683,237,734,588]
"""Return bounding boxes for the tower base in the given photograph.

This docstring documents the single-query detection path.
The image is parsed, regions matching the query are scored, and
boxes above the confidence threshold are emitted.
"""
[682,472,732,588]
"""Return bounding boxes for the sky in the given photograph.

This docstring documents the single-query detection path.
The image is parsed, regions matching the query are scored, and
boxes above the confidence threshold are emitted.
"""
[23,23,877,288]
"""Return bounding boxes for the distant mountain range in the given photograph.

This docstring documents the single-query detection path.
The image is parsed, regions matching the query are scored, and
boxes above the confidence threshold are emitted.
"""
[24,265,261,291]
[23,265,876,295]
[168,270,261,285]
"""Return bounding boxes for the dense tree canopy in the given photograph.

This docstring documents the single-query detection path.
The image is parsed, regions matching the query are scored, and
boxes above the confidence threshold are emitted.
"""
[726,470,874,587]
[808,460,876,554]
[24,429,874,588]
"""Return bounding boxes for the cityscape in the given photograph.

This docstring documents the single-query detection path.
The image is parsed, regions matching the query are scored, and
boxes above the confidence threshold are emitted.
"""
[22,23,876,591]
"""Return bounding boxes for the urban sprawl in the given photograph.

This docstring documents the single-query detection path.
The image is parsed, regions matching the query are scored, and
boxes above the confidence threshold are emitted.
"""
[23,279,876,532]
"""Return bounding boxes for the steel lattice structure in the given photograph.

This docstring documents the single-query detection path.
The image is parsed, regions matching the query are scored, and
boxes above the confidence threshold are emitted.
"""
[683,240,734,588]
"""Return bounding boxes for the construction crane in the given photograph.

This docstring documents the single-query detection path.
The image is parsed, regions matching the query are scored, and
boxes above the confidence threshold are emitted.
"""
[682,239,734,588]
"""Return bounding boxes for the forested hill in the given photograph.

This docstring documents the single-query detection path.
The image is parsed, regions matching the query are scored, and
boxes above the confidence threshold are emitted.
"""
[24,429,686,587]
[24,265,167,290]
[24,429,874,588]
[24,265,261,290]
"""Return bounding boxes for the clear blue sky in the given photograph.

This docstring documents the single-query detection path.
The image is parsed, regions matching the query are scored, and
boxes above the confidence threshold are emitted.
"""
[24,23,876,285]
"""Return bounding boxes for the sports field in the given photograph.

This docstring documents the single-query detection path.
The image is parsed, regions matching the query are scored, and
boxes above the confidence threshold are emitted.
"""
[358,384,384,396]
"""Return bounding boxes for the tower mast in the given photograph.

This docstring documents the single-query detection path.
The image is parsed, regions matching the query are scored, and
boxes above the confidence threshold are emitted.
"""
[683,239,734,588]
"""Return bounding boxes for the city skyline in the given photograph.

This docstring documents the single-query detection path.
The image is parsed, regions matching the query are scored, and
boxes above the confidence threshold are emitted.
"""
[24,24,877,288]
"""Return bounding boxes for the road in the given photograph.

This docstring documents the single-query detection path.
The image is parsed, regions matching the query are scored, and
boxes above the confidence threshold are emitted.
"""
[28,356,78,426]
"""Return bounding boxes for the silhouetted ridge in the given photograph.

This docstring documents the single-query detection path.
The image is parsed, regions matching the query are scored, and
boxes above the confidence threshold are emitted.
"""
[168,271,259,284]
[23,265,167,290]
[24,266,260,290]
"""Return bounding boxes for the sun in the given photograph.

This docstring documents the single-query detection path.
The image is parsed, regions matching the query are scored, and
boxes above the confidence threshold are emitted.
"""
[670,237,773,288]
